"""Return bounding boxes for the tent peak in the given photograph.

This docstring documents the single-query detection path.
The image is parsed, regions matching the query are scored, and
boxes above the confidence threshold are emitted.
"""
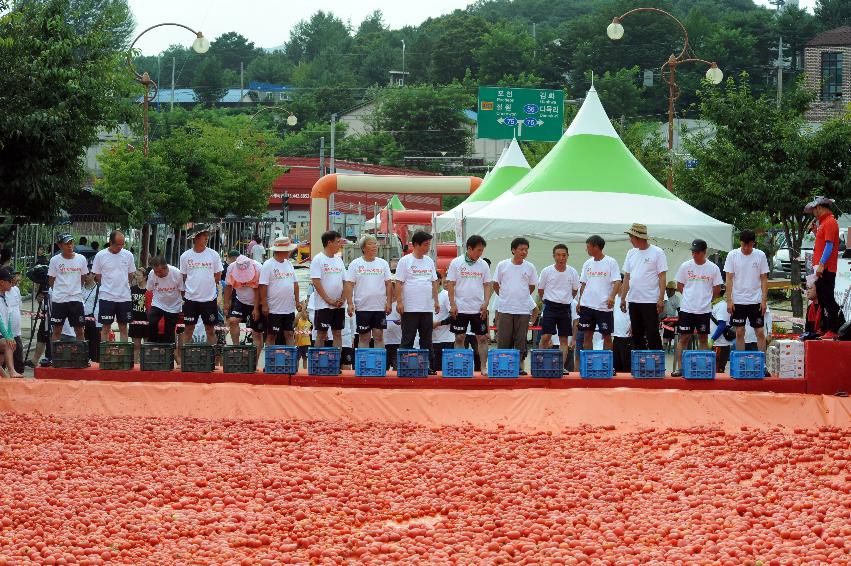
[564,87,618,139]
[494,138,531,170]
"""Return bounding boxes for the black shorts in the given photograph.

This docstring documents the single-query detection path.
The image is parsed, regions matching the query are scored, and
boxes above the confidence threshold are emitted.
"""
[540,301,572,337]
[577,307,614,335]
[297,345,309,359]
[267,313,295,335]
[50,301,85,328]
[98,300,132,325]
[678,311,711,335]
[228,297,265,332]
[128,320,148,339]
[355,310,387,333]
[183,299,218,326]
[341,347,355,366]
[731,303,765,329]
[450,312,487,336]
[316,308,345,331]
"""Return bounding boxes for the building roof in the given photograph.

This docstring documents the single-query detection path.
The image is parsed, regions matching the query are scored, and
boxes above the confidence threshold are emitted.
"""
[248,81,291,92]
[137,88,248,104]
[807,26,851,47]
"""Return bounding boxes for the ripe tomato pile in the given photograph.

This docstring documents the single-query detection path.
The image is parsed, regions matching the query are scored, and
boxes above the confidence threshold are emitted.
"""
[0,414,848,565]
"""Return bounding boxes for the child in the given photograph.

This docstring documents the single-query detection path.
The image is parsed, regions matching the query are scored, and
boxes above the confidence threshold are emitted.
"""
[129,268,148,363]
[295,306,312,370]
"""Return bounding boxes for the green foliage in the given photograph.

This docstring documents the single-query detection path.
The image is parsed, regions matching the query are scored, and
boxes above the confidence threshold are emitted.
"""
[210,32,262,76]
[369,84,475,158]
[815,0,851,29]
[285,11,352,64]
[589,67,643,120]
[474,23,536,86]
[96,121,278,227]
[0,0,136,220]
[192,56,229,107]
[246,51,294,85]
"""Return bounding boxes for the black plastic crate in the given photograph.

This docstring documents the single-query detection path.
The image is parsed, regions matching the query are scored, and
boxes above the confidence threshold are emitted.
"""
[99,341,134,370]
[530,349,563,378]
[308,347,341,376]
[222,345,257,373]
[397,349,429,377]
[140,343,175,371]
[181,343,216,373]
[52,340,89,369]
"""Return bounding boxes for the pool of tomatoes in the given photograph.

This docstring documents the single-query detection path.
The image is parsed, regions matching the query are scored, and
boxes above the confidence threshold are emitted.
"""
[0,414,848,565]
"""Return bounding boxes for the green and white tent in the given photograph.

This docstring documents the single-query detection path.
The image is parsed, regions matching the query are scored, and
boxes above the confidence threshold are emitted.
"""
[435,139,530,232]
[364,194,407,230]
[463,86,732,270]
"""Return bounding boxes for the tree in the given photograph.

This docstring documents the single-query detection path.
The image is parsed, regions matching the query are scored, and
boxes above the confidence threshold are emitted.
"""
[678,74,851,315]
[0,0,136,220]
[96,121,278,226]
[285,11,351,64]
[192,56,229,107]
[210,31,262,76]
[339,132,403,167]
[589,67,644,121]
[425,12,492,84]
[474,23,536,85]
[815,0,851,29]
[246,51,294,85]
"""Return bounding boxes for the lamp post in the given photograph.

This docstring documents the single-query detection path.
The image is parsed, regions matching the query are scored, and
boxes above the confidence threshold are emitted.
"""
[607,8,723,191]
[249,105,298,126]
[127,23,210,157]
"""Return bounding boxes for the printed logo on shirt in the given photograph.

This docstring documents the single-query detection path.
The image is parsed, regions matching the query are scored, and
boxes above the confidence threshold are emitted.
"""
[685,270,713,283]
[154,284,178,294]
[585,269,611,278]
[411,267,433,278]
[458,266,484,279]
[272,268,294,281]
[323,264,343,274]
[186,259,214,270]
[356,266,385,276]
[57,263,84,275]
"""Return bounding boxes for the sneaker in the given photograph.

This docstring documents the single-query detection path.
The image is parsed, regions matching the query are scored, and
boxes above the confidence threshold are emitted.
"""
[24,360,35,369]
[39,358,52,367]
[428,370,437,376]
[519,370,528,376]
[764,369,772,378]
[836,391,848,397]
[671,370,683,378]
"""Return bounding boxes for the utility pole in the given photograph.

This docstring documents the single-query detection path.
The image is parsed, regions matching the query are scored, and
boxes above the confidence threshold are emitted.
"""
[330,113,336,174]
[170,57,175,111]
[240,61,244,103]
[776,35,784,106]
[319,136,325,177]
[156,56,161,111]
[401,40,406,85]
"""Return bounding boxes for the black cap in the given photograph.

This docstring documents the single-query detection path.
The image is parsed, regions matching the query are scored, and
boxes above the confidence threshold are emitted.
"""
[0,267,14,282]
[690,239,708,252]
[57,234,74,244]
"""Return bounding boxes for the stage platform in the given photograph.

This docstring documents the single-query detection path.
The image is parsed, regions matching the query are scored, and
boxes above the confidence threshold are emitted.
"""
[34,365,808,394]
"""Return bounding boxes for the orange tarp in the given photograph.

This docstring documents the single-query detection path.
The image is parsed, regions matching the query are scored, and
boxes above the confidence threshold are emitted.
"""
[1,379,848,432]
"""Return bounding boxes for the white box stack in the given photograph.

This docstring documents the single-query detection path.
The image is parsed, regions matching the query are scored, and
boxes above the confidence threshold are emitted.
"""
[767,340,805,378]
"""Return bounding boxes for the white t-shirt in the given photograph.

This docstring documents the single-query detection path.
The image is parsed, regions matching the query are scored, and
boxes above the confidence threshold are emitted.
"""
[396,253,437,313]
[579,256,621,312]
[149,265,185,314]
[724,248,770,305]
[623,245,668,304]
[232,260,262,306]
[494,260,538,315]
[433,289,454,343]
[310,252,345,309]
[346,256,392,312]
[259,259,297,315]
[710,300,732,347]
[612,296,631,338]
[538,264,580,305]
[676,259,724,314]
[342,313,356,348]
[446,256,492,314]
[251,243,266,263]
[91,248,135,302]
[179,247,223,302]
[384,302,402,345]
[47,253,89,303]
[745,306,772,343]
[4,286,21,337]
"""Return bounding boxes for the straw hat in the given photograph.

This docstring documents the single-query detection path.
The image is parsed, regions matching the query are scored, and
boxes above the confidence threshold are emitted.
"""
[624,223,649,239]
[271,236,297,252]
[186,223,211,239]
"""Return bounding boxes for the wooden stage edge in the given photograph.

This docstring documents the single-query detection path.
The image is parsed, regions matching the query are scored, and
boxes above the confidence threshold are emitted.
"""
[33,365,808,394]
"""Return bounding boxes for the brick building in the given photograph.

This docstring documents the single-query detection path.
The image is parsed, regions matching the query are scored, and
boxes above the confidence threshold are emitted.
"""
[805,26,851,122]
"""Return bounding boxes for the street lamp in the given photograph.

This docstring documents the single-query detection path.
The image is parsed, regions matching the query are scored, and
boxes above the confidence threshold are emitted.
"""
[607,8,723,191]
[249,105,298,127]
[127,23,209,157]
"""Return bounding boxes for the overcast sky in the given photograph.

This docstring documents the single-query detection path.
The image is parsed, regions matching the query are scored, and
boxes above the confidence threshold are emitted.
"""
[128,0,817,55]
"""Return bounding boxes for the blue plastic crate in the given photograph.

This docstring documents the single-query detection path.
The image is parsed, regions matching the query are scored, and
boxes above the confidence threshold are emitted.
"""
[730,351,765,379]
[397,349,429,377]
[308,347,341,376]
[530,349,563,378]
[631,350,666,378]
[441,349,475,378]
[488,349,520,378]
[355,348,387,377]
[579,350,614,379]
[682,350,716,379]
[264,345,298,375]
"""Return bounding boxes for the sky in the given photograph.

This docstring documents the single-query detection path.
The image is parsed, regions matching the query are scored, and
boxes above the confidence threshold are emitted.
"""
[128,0,818,55]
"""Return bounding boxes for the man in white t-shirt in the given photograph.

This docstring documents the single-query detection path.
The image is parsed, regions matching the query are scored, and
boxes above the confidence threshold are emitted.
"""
[224,254,263,358]
[179,225,223,346]
[672,239,724,377]
[494,237,538,374]
[575,235,621,369]
[431,273,456,371]
[310,230,346,348]
[260,237,300,347]
[710,285,733,373]
[147,256,184,344]
[446,234,492,374]
[724,229,770,353]
[612,295,632,373]
[92,230,136,343]
[396,230,439,370]
[251,234,266,264]
[619,223,668,351]
[345,234,392,349]
[384,291,402,370]
[47,234,89,341]
[537,243,579,374]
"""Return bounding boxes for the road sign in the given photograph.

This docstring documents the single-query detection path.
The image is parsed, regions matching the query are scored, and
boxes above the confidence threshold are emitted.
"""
[685,159,699,169]
[330,210,342,217]
[477,87,564,142]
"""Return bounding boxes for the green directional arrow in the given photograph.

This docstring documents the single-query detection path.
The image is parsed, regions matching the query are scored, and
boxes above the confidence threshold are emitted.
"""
[497,117,505,125]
